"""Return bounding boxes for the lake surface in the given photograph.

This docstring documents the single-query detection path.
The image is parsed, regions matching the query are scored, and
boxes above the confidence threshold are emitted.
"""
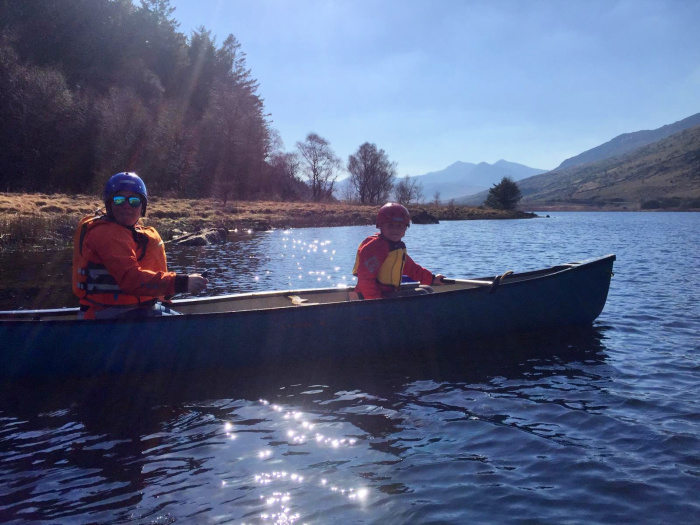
[1,212,699,524]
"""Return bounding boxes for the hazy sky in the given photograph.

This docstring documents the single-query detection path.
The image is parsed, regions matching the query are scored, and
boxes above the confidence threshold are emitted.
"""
[170,0,699,175]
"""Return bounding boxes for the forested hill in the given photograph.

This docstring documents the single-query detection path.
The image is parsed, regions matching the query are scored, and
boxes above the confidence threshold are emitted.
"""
[0,0,303,200]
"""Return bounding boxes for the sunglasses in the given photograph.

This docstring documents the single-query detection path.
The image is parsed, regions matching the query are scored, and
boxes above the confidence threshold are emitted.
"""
[112,195,142,208]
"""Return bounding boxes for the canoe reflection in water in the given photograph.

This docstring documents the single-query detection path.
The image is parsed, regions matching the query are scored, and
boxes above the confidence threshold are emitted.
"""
[0,255,615,380]
[0,321,612,522]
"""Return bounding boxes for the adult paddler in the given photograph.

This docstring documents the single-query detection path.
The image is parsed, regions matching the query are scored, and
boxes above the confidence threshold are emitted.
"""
[72,172,207,319]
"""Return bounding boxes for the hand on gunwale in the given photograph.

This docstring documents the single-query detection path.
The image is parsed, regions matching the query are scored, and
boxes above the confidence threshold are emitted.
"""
[187,274,208,294]
[433,274,447,285]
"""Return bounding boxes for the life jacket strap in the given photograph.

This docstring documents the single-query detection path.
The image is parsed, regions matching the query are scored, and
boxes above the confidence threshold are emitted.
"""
[77,267,111,278]
[78,282,121,292]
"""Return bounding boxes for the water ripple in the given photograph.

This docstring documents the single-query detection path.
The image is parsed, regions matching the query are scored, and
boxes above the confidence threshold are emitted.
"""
[1,212,699,523]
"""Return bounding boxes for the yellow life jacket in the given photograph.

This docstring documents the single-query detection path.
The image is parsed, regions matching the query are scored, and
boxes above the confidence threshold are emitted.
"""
[352,238,407,291]
[376,245,406,289]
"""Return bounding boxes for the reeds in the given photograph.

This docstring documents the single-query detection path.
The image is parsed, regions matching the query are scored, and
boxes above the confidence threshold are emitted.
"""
[0,214,77,249]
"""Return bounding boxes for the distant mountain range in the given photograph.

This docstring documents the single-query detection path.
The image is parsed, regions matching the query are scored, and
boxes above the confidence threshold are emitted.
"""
[338,112,700,210]
[335,159,545,202]
[408,160,546,202]
[457,113,700,209]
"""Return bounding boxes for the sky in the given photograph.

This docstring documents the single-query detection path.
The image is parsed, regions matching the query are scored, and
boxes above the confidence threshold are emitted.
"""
[169,0,700,175]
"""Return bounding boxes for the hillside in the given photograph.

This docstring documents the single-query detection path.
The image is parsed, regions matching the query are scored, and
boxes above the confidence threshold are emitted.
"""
[460,124,700,209]
[558,113,700,169]
[0,1,274,201]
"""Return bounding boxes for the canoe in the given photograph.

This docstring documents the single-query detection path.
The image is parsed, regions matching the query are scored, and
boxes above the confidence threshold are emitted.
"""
[0,254,615,380]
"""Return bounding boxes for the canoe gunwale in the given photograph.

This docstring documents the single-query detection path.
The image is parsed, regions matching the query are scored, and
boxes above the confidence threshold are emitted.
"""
[0,254,616,323]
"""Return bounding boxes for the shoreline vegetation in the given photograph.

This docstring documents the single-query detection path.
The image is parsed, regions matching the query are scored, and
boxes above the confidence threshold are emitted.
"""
[0,192,537,252]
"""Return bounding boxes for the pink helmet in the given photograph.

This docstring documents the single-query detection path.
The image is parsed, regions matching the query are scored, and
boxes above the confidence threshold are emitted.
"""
[376,203,410,228]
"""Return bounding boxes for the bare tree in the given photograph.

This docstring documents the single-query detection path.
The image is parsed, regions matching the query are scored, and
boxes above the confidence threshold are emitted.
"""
[394,175,424,205]
[296,133,341,201]
[265,128,284,160]
[339,179,359,202]
[347,142,397,204]
[433,191,441,206]
[269,151,308,200]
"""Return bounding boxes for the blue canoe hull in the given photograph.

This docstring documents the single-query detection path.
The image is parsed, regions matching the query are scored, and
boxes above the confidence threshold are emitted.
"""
[0,255,615,379]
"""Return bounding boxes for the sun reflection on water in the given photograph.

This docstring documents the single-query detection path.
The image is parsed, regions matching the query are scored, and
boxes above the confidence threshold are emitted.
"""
[218,399,370,523]
[274,236,355,290]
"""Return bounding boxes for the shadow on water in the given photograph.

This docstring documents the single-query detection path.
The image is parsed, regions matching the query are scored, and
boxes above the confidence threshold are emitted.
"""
[1,325,611,425]
[0,249,74,311]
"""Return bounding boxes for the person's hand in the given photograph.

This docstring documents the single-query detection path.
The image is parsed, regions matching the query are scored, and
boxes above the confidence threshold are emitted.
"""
[433,274,447,285]
[187,274,208,294]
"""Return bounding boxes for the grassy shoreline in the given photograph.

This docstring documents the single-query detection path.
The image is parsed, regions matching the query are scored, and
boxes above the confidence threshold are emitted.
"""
[0,192,537,251]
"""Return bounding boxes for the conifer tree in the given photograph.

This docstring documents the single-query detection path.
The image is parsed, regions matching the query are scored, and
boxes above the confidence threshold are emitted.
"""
[484,177,523,210]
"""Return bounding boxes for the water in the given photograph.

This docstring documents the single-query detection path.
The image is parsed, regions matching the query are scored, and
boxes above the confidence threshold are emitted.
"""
[1,212,699,524]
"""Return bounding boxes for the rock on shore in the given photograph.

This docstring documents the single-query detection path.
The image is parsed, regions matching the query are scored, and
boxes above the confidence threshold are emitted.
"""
[411,209,439,224]
[170,228,228,246]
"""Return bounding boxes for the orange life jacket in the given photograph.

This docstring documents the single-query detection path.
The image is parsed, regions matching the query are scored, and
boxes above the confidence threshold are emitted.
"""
[72,214,168,311]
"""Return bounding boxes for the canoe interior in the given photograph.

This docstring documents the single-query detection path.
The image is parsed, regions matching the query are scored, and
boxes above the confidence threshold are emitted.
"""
[0,257,606,321]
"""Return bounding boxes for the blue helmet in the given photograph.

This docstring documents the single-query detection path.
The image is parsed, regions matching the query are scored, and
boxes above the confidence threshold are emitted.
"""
[104,172,148,216]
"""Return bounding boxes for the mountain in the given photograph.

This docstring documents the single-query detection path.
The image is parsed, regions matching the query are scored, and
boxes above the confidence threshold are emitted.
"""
[558,113,700,170]
[458,123,700,208]
[410,160,546,202]
[336,159,546,202]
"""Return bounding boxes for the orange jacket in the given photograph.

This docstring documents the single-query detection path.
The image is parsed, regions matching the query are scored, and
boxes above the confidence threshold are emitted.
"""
[352,233,434,299]
[73,215,180,316]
